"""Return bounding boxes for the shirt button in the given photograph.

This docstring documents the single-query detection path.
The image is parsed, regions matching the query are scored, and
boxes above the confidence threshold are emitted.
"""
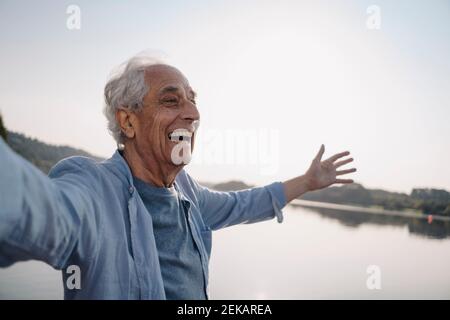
[129,186,134,194]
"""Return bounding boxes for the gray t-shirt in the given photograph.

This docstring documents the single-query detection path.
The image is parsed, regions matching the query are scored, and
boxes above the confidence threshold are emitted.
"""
[133,176,206,300]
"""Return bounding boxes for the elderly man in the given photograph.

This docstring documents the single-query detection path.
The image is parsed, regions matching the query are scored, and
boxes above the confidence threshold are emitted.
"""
[0,55,356,300]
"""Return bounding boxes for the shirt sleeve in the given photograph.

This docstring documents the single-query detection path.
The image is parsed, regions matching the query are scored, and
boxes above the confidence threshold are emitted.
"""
[0,138,99,269]
[183,172,287,231]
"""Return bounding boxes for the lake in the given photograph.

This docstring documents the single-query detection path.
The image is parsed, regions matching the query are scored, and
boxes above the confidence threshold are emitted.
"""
[1,203,449,299]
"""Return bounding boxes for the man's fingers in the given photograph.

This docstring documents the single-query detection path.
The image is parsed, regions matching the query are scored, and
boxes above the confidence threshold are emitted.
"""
[325,151,350,163]
[334,157,354,169]
[336,168,357,176]
[335,178,354,184]
[315,144,325,161]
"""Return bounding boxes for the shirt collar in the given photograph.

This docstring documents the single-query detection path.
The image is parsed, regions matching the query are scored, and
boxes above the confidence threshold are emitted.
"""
[103,150,190,204]
[102,149,135,187]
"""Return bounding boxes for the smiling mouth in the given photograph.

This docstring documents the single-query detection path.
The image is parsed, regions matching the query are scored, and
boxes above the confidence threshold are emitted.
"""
[168,129,193,143]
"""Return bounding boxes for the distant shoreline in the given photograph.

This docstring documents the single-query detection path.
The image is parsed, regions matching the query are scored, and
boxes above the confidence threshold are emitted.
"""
[291,199,450,222]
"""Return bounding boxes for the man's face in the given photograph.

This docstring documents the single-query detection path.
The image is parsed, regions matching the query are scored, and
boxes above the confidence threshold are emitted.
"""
[132,64,200,168]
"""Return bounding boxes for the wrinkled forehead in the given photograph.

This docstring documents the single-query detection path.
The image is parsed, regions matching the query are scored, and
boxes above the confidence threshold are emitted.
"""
[144,64,191,95]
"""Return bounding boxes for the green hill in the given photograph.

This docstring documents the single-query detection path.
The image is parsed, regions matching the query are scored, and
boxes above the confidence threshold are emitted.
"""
[300,183,450,217]
[6,131,104,174]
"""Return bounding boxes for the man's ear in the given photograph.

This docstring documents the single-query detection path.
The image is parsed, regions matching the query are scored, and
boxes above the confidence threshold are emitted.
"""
[116,109,136,139]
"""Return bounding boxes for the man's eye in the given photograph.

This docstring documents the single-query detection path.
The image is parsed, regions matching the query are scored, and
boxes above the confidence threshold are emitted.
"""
[162,99,178,104]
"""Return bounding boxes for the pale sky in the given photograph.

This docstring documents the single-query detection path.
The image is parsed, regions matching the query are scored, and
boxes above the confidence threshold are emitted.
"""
[0,0,449,193]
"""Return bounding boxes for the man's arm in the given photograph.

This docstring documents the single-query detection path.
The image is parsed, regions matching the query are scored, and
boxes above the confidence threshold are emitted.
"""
[0,138,99,269]
[182,144,355,231]
[187,178,286,231]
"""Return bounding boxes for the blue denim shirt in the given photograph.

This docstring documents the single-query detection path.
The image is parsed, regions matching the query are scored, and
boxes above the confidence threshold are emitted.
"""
[0,139,286,299]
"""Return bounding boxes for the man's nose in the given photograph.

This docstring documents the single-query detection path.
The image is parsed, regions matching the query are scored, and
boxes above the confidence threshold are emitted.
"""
[182,100,200,122]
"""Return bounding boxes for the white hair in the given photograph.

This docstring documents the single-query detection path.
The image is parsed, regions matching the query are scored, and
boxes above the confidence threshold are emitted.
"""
[103,54,165,146]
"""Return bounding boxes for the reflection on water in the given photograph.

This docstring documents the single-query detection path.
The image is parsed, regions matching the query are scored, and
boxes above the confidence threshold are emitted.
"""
[292,200,450,239]
[210,205,450,299]
[1,204,450,299]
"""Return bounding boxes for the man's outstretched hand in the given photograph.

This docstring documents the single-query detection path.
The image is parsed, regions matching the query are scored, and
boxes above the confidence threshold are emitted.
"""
[305,144,356,191]
[283,144,357,203]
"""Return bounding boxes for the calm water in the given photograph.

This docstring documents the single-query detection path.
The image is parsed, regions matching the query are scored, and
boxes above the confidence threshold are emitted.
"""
[1,204,449,299]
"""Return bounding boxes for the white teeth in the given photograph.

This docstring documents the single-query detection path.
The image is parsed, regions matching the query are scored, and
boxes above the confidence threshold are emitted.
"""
[168,129,193,142]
